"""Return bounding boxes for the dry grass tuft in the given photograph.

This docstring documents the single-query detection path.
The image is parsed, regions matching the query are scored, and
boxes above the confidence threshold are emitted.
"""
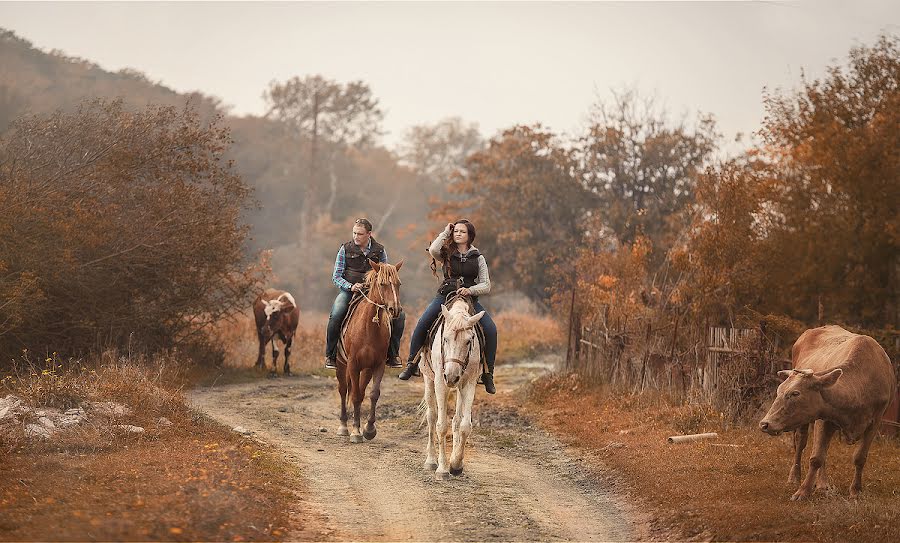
[494,311,565,363]
[0,351,318,541]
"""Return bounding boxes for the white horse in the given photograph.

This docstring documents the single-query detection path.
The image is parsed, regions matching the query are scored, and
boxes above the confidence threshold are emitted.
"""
[420,296,485,480]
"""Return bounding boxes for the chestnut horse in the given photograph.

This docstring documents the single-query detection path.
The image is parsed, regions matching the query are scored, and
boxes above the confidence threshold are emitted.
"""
[336,260,403,442]
[420,295,484,479]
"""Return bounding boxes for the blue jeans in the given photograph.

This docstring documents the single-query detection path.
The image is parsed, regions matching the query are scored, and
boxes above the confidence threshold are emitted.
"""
[407,296,497,372]
[325,290,405,360]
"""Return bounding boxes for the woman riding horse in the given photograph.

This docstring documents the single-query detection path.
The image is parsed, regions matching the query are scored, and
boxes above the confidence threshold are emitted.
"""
[399,219,498,393]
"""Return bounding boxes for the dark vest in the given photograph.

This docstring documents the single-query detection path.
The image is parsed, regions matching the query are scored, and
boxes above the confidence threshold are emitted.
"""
[442,249,482,290]
[342,239,385,285]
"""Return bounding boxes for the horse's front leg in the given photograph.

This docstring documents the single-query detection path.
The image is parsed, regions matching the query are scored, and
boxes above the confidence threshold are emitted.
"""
[364,365,384,440]
[423,377,438,471]
[269,337,280,378]
[349,367,364,443]
[336,362,349,437]
[434,378,451,480]
[449,380,477,475]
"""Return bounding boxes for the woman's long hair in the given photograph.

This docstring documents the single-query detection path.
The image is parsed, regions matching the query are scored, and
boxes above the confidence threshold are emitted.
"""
[430,219,476,278]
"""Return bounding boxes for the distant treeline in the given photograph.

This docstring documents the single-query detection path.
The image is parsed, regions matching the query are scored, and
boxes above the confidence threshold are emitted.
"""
[0,29,896,362]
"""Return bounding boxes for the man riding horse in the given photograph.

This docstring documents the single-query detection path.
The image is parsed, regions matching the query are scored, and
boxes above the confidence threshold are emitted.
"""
[325,218,405,369]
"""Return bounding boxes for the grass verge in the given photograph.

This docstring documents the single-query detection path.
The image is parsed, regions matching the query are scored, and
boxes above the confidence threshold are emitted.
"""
[521,373,900,542]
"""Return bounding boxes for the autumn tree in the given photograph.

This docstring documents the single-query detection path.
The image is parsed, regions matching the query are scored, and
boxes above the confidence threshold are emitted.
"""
[0,99,267,360]
[398,117,483,185]
[683,35,899,328]
[263,75,384,218]
[440,125,588,301]
[675,158,769,323]
[755,35,899,327]
[576,90,718,267]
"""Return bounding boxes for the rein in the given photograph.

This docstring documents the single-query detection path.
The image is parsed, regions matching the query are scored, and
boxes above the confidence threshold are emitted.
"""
[359,277,400,326]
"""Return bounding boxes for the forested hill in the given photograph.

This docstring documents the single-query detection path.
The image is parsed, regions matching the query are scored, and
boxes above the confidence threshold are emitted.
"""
[0,29,442,310]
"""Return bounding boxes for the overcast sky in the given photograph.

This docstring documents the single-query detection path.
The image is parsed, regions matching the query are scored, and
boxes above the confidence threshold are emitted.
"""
[2,1,898,151]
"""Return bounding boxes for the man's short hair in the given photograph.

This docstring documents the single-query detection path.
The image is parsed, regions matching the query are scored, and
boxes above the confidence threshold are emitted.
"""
[354,218,373,232]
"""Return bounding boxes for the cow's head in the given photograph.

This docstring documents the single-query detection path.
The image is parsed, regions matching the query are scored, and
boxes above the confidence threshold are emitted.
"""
[758,368,843,435]
[261,295,295,336]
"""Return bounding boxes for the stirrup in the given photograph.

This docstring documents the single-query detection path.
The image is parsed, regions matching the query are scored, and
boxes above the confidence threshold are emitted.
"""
[386,356,403,368]
[324,357,337,369]
[398,362,420,380]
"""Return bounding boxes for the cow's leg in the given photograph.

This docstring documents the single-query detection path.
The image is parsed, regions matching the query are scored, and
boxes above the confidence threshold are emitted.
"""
[434,379,451,480]
[449,380,476,476]
[423,377,438,471]
[789,424,810,483]
[269,338,280,378]
[255,333,267,368]
[364,364,384,440]
[336,362,349,437]
[282,334,293,376]
[810,420,835,492]
[850,417,881,497]
[793,420,837,500]
[349,367,364,443]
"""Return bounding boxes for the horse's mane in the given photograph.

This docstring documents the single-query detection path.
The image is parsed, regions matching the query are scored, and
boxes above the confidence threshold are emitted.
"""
[444,298,474,336]
[363,263,400,288]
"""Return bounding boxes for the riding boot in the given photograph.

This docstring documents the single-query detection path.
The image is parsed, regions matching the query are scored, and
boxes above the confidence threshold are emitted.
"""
[398,361,419,380]
[480,372,496,394]
[479,355,496,394]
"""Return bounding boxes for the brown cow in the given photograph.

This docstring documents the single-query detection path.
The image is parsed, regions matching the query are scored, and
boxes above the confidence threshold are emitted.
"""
[253,289,300,377]
[759,325,896,500]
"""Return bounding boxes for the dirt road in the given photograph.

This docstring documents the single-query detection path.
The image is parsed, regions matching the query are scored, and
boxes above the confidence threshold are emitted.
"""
[190,357,636,541]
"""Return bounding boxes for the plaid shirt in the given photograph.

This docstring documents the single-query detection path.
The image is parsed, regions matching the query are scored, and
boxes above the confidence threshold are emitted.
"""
[332,239,388,291]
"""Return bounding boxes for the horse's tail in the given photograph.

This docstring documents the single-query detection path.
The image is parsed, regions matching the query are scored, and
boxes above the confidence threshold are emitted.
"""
[417,394,428,429]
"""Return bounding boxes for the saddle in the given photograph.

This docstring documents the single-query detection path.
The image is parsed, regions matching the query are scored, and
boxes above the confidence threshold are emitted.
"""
[417,293,487,375]
[335,292,367,363]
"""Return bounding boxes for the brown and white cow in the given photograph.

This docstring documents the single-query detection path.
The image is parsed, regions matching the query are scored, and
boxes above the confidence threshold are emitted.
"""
[759,325,896,500]
[253,289,300,377]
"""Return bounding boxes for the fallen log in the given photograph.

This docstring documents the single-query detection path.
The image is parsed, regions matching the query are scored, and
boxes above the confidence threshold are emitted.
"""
[667,432,718,444]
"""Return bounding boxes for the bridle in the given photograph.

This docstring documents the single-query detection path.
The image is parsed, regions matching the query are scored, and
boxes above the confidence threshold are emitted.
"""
[441,325,476,373]
[360,276,401,325]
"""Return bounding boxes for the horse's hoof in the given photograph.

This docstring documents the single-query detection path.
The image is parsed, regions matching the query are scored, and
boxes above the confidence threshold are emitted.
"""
[435,470,450,481]
[337,426,349,436]
[350,434,364,443]
[423,462,438,471]
[268,372,278,379]
[283,370,292,377]
[450,466,464,476]
[363,428,377,440]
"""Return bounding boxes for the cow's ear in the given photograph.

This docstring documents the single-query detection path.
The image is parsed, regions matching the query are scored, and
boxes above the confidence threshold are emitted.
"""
[394,259,404,271]
[777,370,792,381]
[369,260,381,271]
[814,368,843,389]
